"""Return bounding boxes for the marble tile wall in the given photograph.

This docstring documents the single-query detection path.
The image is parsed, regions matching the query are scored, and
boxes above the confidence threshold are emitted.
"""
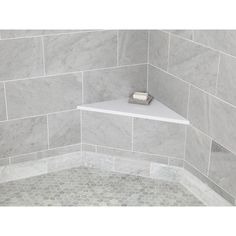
[148,30,236,203]
[0,30,148,165]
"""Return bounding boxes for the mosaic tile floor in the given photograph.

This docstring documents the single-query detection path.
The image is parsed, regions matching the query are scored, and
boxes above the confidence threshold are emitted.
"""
[0,167,204,206]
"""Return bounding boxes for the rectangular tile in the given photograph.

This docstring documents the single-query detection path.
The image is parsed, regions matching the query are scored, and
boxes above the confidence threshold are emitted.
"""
[114,157,150,177]
[0,83,7,121]
[148,65,189,118]
[149,30,169,70]
[0,30,81,39]
[83,64,147,104]
[44,31,117,74]
[169,35,219,93]
[185,126,211,175]
[0,116,48,158]
[167,30,193,40]
[194,30,236,56]
[10,144,81,164]
[168,158,184,167]
[6,73,82,119]
[210,96,236,154]
[209,141,236,198]
[184,161,235,205]
[188,86,211,133]
[48,110,81,149]
[0,37,44,81]
[217,54,236,106]
[96,146,168,165]
[118,30,148,65]
[133,118,185,158]
[82,111,132,150]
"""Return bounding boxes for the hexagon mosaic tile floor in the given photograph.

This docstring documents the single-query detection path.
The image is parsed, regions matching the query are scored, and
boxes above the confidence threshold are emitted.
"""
[0,167,204,206]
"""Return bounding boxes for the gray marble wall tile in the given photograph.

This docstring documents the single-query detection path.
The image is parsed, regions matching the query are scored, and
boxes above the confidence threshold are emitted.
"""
[118,30,148,65]
[82,143,97,152]
[0,157,9,166]
[185,126,211,174]
[6,73,82,119]
[194,30,236,56]
[10,144,81,164]
[209,141,236,198]
[169,158,184,167]
[0,30,82,39]
[169,35,219,93]
[96,146,168,165]
[188,86,211,133]
[0,116,47,158]
[82,111,132,150]
[133,118,185,158]
[167,30,193,40]
[48,110,81,149]
[184,161,235,205]
[0,37,44,81]
[83,64,147,104]
[148,65,189,118]
[0,83,7,121]
[44,31,117,74]
[217,54,236,106]
[114,157,150,177]
[210,96,236,154]
[149,30,169,70]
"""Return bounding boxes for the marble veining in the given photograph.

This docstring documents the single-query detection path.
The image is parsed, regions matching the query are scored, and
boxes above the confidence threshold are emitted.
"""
[167,30,193,40]
[149,30,169,70]
[44,31,117,74]
[133,118,185,158]
[209,141,236,198]
[148,65,189,118]
[83,64,147,104]
[217,54,236,106]
[0,116,48,158]
[0,83,6,121]
[0,37,44,81]
[82,111,132,150]
[169,35,219,93]
[48,110,81,149]
[194,30,236,57]
[185,126,211,174]
[118,30,148,65]
[6,73,82,119]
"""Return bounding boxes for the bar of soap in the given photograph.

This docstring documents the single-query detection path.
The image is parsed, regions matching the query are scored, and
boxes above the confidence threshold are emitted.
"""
[133,92,148,101]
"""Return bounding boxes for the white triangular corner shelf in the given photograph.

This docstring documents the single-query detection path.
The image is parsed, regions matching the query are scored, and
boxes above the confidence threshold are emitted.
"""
[77,98,189,125]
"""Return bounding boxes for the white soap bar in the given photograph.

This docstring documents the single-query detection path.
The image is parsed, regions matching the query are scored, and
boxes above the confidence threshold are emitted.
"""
[133,92,148,101]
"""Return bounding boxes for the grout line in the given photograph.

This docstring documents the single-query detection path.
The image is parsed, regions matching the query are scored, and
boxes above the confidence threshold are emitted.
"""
[207,139,213,176]
[149,63,236,110]
[184,160,235,202]
[147,30,150,64]
[165,30,236,61]
[186,84,191,119]
[7,143,81,163]
[46,115,50,149]
[116,30,119,66]
[2,63,147,83]
[0,30,105,41]
[191,30,194,41]
[131,117,134,151]
[146,63,149,92]
[189,123,236,157]
[41,36,46,76]
[80,110,83,145]
[3,82,9,120]
[183,125,188,161]
[166,32,171,72]
[0,108,79,124]
[81,72,84,104]
[215,53,221,96]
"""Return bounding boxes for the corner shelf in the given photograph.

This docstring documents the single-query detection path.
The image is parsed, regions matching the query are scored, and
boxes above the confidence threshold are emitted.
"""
[77,98,189,125]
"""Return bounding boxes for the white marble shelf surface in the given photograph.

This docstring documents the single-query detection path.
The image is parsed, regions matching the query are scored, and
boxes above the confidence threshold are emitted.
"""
[77,98,189,125]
